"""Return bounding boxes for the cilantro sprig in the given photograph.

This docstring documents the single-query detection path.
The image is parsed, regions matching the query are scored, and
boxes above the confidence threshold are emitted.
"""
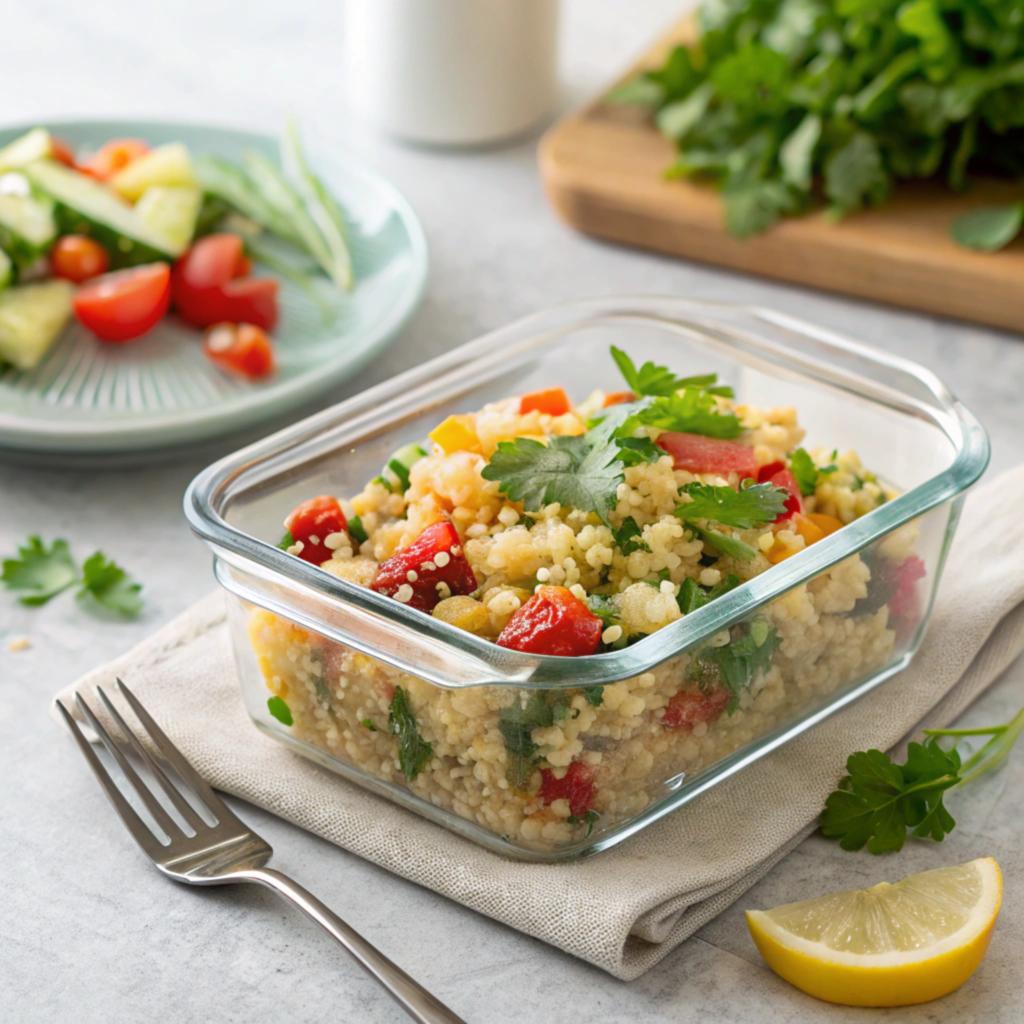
[389,686,434,783]
[2,536,143,616]
[789,448,839,497]
[611,346,734,399]
[821,704,1024,854]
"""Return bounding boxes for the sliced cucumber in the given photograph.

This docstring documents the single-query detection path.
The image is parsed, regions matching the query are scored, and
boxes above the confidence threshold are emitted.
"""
[24,159,183,266]
[0,279,74,370]
[111,142,196,201]
[0,128,53,174]
[0,248,12,292]
[381,442,429,492]
[134,185,202,251]
[0,193,57,271]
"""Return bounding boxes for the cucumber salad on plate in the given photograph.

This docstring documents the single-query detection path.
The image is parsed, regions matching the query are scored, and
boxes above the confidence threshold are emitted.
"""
[0,120,353,381]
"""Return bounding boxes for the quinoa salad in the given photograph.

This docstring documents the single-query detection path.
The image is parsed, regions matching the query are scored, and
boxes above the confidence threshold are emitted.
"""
[247,346,924,849]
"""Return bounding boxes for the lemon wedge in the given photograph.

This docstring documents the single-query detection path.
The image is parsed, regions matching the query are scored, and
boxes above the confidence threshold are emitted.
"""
[746,857,1002,1007]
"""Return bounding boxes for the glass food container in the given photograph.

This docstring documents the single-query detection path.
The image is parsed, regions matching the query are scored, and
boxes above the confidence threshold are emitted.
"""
[185,298,989,862]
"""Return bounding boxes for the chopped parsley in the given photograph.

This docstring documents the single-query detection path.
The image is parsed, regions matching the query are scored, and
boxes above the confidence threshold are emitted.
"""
[567,808,602,836]
[2,536,143,616]
[689,619,781,712]
[347,515,369,545]
[613,517,650,556]
[499,690,568,788]
[678,573,740,615]
[789,448,838,497]
[277,531,294,551]
[587,593,620,628]
[361,718,378,731]
[267,696,293,726]
[690,525,758,562]
[389,686,434,783]
[628,388,743,440]
[675,481,789,530]
[583,686,605,707]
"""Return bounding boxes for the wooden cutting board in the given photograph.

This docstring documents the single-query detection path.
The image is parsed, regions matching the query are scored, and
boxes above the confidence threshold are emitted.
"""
[539,17,1024,333]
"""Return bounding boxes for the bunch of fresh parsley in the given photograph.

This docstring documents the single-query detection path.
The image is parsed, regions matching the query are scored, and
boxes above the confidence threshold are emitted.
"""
[2,536,143,616]
[821,703,1024,853]
[612,0,1024,242]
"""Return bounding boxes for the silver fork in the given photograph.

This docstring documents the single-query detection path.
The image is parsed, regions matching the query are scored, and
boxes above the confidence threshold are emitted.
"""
[56,678,466,1024]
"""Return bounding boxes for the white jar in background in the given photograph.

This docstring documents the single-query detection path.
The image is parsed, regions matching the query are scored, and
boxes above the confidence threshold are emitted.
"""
[345,0,560,147]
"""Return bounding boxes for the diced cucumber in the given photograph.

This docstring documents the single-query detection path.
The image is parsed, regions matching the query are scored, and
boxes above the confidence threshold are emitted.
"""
[0,248,12,292]
[111,142,196,201]
[0,193,57,271]
[25,159,183,266]
[0,129,53,174]
[0,279,74,370]
[134,185,202,251]
[381,442,429,492]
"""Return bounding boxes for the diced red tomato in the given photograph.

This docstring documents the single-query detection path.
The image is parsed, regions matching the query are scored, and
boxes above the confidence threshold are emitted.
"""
[79,138,149,180]
[284,496,349,566]
[50,235,109,283]
[370,519,478,613]
[540,761,595,817]
[656,431,758,480]
[890,556,926,620]
[662,687,731,731]
[496,585,603,657]
[202,322,276,380]
[603,390,636,408]
[757,463,802,521]
[520,387,571,417]
[50,136,76,167]
[73,263,171,343]
[172,234,279,331]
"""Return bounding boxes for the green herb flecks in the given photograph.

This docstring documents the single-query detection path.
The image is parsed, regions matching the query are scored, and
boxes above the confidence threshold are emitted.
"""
[678,573,740,615]
[790,448,839,497]
[267,696,294,727]
[277,531,294,551]
[347,516,369,545]
[389,686,434,783]
[689,619,781,712]
[676,481,789,530]
[361,718,378,732]
[690,525,758,563]
[2,536,143,616]
[613,517,651,556]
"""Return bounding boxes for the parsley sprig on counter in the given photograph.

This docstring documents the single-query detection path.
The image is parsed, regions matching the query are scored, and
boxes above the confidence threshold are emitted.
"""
[821,704,1024,854]
[2,536,143,616]
[611,0,1024,241]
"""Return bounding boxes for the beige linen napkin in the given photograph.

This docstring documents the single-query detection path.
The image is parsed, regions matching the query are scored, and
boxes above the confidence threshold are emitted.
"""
[54,464,1024,981]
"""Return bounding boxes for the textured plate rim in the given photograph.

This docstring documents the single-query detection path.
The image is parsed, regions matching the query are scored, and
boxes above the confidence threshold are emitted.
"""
[0,117,429,454]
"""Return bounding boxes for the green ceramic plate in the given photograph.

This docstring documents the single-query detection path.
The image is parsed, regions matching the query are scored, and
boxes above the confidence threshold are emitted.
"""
[0,120,428,457]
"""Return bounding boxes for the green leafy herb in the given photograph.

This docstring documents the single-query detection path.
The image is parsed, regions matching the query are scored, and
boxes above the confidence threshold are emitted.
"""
[79,553,144,616]
[820,740,960,853]
[587,593,621,629]
[347,516,369,545]
[567,808,602,837]
[2,536,143,616]
[676,481,789,529]
[387,458,411,492]
[950,203,1024,251]
[611,1,1024,237]
[691,525,758,562]
[277,531,294,551]
[2,537,77,606]
[613,517,651,556]
[389,686,434,783]
[521,515,537,530]
[498,690,570,788]
[678,573,740,614]
[630,388,743,440]
[267,696,294,727]
[610,346,734,399]
[583,686,605,707]
[690,620,781,711]
[789,448,818,497]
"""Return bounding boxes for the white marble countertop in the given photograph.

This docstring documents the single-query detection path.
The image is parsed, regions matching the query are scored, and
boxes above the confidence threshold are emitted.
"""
[2,1,1023,1021]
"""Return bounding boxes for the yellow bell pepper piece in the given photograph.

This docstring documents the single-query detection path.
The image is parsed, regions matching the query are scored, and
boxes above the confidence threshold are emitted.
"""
[429,414,482,455]
[804,512,844,537]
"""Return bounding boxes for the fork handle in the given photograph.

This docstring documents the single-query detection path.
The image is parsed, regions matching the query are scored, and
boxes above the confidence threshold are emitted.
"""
[241,867,467,1024]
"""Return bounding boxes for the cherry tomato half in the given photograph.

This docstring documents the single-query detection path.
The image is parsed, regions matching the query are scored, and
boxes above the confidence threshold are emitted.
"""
[73,263,171,343]
[79,138,150,180]
[202,322,276,380]
[50,235,110,284]
[49,136,77,168]
[283,495,349,566]
[173,234,279,331]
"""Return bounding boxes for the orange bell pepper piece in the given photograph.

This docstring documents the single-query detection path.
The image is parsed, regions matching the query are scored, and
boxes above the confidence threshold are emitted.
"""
[803,512,844,537]
[603,390,636,408]
[520,387,570,417]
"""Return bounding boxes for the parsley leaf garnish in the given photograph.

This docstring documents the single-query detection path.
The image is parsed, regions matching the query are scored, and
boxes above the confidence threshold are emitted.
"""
[820,740,961,854]
[277,531,294,551]
[689,619,781,711]
[2,536,143,616]
[628,388,743,440]
[675,481,789,529]
[498,690,570,788]
[79,552,144,616]
[1,537,77,606]
[613,517,650,556]
[610,346,734,399]
[678,573,740,614]
[267,696,294,727]
[789,448,838,497]
[389,686,434,783]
